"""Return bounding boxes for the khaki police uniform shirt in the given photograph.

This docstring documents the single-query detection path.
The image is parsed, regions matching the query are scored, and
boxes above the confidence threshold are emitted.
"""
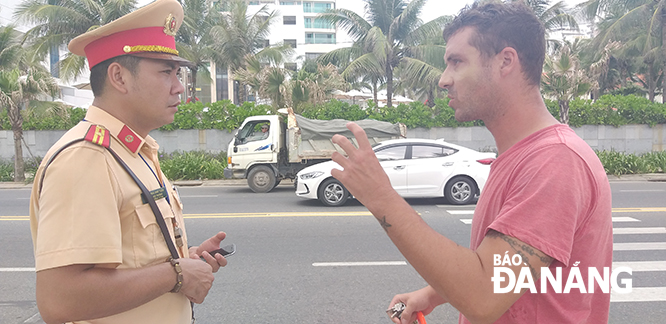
[29,106,191,324]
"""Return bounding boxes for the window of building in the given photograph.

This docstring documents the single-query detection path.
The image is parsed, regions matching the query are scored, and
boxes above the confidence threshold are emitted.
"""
[260,39,269,48]
[283,16,296,25]
[303,2,333,13]
[280,1,300,5]
[284,63,298,71]
[284,39,297,48]
[305,33,335,44]
[305,52,324,60]
[304,17,333,29]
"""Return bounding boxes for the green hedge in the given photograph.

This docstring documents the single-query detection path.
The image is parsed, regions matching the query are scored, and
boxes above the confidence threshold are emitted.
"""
[2,94,666,131]
[2,149,664,181]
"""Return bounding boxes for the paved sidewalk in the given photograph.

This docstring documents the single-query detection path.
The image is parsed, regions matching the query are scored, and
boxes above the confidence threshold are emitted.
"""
[1,174,664,190]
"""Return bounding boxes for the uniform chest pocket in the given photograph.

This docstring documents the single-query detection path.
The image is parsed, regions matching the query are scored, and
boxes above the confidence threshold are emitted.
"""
[135,198,175,229]
[132,198,177,266]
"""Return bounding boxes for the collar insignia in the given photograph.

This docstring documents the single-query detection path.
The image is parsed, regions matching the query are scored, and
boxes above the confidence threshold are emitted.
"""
[118,125,141,153]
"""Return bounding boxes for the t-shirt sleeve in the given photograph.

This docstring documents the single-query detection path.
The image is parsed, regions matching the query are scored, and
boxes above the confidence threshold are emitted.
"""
[35,144,123,271]
[487,144,595,266]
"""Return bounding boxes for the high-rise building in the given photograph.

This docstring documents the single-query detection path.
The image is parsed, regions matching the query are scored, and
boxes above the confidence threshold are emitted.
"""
[205,0,347,104]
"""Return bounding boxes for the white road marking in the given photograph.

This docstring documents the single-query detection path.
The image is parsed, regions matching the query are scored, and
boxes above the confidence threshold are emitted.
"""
[312,261,407,267]
[447,210,475,215]
[612,217,641,222]
[611,287,666,302]
[613,227,666,234]
[613,242,666,251]
[460,219,473,224]
[0,268,35,272]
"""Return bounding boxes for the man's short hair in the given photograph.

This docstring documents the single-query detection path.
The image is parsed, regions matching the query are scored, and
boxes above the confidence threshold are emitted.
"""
[443,2,546,86]
[89,55,142,97]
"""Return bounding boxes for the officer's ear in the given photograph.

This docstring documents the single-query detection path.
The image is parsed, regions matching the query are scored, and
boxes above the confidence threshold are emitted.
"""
[106,62,131,94]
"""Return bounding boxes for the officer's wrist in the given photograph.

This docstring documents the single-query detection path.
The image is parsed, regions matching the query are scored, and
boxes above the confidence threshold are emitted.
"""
[168,258,183,293]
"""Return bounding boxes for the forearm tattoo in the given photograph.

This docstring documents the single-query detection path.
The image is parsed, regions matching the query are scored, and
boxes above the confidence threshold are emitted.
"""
[488,230,553,280]
[378,216,392,232]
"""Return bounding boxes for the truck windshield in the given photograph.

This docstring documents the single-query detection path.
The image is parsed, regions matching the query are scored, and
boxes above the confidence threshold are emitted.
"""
[237,121,270,144]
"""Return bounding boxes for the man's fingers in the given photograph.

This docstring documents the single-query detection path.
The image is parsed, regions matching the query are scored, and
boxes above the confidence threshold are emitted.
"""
[331,133,356,158]
[345,122,372,151]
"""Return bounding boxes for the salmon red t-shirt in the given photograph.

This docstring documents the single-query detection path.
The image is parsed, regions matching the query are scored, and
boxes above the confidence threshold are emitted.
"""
[460,124,613,323]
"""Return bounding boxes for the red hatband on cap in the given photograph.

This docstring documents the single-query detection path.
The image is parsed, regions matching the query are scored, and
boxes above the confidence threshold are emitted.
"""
[84,26,178,69]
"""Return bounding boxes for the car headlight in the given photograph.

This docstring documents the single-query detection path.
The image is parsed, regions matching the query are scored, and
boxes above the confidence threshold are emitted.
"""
[299,171,324,180]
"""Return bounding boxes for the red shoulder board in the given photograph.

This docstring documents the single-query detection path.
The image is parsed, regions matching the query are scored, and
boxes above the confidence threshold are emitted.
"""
[84,125,111,148]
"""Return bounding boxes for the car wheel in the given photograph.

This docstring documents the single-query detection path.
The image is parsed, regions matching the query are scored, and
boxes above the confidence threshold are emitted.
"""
[318,178,349,207]
[445,176,477,205]
[247,166,276,193]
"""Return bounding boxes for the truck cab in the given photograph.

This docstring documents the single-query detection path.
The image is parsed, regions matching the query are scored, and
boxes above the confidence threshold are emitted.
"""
[224,115,284,192]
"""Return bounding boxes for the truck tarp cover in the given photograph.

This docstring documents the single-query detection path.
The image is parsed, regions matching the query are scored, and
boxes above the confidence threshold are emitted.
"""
[295,115,402,141]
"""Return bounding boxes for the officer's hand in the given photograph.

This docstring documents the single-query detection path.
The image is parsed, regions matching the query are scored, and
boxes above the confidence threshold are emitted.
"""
[177,258,214,304]
[189,232,228,273]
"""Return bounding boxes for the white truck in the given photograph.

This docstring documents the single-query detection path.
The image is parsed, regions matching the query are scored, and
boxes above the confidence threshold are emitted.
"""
[223,109,406,193]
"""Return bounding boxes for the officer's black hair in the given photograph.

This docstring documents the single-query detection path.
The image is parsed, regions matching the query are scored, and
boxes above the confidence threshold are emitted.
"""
[89,55,142,97]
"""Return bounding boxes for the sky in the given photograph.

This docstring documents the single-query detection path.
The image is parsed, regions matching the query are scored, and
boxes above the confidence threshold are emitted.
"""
[2,0,588,33]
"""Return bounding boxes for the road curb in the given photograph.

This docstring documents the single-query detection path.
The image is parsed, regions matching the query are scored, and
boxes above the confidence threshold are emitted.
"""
[0,174,662,190]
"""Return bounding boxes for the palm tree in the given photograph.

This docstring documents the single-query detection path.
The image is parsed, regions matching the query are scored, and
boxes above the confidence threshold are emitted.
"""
[177,0,225,102]
[395,29,448,106]
[514,0,579,51]
[210,0,292,104]
[542,42,595,124]
[14,0,137,81]
[289,62,348,113]
[582,0,666,103]
[318,0,449,107]
[1,25,60,182]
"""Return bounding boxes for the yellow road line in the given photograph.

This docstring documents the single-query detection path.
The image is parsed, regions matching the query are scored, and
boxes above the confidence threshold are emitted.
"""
[3,208,666,221]
[184,211,374,219]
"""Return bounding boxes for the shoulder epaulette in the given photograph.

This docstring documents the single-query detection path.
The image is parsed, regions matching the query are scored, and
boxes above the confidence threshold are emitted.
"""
[84,124,111,148]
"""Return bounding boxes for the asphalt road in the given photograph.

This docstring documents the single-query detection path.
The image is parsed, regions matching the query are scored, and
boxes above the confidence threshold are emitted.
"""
[1,180,665,323]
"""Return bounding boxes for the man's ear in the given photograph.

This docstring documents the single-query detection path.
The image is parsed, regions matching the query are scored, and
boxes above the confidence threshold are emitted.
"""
[498,47,519,77]
[106,62,130,94]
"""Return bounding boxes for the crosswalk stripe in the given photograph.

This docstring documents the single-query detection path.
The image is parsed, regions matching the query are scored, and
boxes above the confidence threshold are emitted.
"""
[614,242,666,251]
[611,287,666,302]
[447,210,475,215]
[0,268,35,272]
[312,261,407,267]
[613,261,666,272]
[613,227,666,234]
[455,217,645,224]
[612,217,641,222]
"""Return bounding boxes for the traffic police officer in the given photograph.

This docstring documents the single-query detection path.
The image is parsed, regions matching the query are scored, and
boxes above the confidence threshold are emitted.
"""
[29,1,228,323]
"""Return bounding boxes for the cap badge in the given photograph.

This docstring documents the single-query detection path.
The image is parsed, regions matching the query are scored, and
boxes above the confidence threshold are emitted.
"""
[164,13,177,36]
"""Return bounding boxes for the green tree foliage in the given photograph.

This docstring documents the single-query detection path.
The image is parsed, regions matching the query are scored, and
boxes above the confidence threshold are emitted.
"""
[318,0,449,108]
[15,0,137,81]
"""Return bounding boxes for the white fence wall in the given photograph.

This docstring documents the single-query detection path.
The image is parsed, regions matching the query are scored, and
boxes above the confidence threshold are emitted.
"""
[1,124,665,160]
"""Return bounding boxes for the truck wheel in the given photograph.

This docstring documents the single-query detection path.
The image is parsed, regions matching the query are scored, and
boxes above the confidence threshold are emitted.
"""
[247,166,276,193]
[318,178,349,206]
[444,176,477,205]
